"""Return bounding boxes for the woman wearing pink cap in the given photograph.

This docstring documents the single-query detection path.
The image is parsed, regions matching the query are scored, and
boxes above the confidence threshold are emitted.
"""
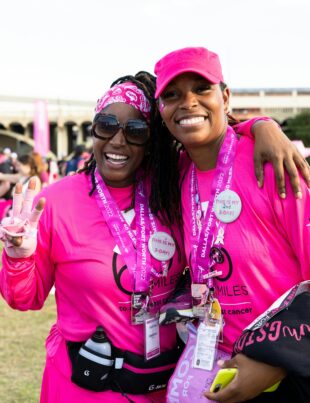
[154,47,310,402]
[0,68,307,403]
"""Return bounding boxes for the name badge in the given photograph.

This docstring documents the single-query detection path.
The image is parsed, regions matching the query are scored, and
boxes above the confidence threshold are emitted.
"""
[214,189,242,223]
[193,321,221,371]
[144,316,160,361]
[148,231,175,261]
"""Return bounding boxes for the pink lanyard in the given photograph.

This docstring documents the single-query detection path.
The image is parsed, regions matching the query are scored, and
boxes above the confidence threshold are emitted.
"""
[189,126,238,286]
[93,169,165,292]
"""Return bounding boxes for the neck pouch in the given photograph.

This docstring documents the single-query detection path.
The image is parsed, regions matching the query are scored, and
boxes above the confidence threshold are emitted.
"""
[167,322,230,402]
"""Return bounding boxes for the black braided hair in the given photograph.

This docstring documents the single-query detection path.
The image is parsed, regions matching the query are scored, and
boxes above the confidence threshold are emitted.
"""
[78,71,182,228]
[78,153,97,194]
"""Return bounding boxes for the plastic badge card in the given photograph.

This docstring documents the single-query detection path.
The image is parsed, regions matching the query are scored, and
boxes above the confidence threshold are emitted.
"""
[144,316,160,360]
[193,321,221,371]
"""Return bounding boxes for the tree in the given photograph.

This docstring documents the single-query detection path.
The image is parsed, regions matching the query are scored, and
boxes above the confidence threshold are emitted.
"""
[283,112,310,146]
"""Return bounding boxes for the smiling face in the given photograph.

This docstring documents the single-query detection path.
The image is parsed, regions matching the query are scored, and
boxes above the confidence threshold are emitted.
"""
[93,103,147,188]
[159,72,230,151]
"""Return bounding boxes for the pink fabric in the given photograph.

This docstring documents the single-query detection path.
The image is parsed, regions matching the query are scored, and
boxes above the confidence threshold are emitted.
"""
[0,199,12,220]
[233,116,273,138]
[95,83,151,122]
[39,171,49,185]
[0,173,186,402]
[181,133,310,353]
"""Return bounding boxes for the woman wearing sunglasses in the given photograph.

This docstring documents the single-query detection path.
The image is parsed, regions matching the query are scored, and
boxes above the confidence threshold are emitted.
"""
[0,72,187,403]
[154,47,310,403]
[0,67,308,403]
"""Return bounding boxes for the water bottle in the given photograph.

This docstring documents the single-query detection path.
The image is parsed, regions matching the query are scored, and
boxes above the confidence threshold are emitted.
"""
[78,326,113,380]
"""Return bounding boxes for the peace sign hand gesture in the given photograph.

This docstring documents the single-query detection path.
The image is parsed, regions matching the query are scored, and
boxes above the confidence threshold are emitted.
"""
[0,178,45,258]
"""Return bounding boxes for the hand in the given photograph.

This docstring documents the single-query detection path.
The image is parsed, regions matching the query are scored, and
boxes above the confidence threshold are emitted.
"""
[0,178,45,258]
[252,120,310,198]
[204,353,286,403]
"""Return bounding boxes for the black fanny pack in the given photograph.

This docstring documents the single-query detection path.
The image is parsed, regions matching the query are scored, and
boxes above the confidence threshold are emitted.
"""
[67,339,183,395]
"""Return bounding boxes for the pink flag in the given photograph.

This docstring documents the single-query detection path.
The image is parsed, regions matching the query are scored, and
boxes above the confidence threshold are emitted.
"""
[33,100,50,157]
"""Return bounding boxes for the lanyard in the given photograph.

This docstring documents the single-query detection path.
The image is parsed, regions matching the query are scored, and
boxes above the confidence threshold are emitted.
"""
[190,126,238,286]
[93,169,166,292]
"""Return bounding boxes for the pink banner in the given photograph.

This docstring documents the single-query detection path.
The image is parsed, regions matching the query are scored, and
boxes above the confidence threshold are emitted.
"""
[33,100,50,156]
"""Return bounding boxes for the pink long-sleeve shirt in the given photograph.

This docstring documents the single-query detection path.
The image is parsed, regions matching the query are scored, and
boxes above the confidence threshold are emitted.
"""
[0,172,186,402]
[181,133,310,352]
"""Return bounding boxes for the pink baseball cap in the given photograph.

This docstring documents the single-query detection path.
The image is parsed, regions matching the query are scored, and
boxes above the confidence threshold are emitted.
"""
[154,47,224,99]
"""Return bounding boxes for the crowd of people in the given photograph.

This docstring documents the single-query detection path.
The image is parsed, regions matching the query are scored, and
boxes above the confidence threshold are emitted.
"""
[0,46,309,403]
[0,145,91,220]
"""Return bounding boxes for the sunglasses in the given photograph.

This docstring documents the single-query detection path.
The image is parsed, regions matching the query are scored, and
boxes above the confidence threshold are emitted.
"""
[92,114,150,146]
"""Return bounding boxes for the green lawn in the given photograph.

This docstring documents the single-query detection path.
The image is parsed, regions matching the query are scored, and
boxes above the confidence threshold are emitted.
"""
[0,244,56,402]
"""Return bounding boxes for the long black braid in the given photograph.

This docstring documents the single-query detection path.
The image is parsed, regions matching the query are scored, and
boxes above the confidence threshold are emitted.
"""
[78,71,182,229]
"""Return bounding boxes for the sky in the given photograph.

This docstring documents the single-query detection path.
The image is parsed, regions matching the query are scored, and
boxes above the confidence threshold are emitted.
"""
[1,0,310,103]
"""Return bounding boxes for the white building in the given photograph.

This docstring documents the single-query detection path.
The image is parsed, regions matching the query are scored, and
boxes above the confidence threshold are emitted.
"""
[230,88,310,122]
[1,89,310,157]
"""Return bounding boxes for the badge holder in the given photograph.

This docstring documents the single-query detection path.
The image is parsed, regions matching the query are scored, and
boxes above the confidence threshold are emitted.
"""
[192,296,223,371]
[131,292,149,325]
[191,283,209,319]
[132,289,161,360]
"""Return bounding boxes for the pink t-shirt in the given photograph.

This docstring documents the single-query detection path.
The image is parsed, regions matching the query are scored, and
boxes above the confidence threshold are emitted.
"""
[181,134,310,353]
[0,172,186,402]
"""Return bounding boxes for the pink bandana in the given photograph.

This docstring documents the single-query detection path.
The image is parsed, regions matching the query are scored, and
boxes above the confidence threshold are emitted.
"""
[95,82,151,122]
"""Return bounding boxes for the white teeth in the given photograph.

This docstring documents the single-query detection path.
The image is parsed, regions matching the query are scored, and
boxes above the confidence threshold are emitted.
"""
[179,116,205,125]
[106,153,128,160]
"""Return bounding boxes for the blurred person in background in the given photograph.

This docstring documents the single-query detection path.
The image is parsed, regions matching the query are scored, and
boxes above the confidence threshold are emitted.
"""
[46,158,59,185]
[31,151,50,187]
[65,144,87,175]
[0,148,17,219]
[0,154,41,195]
[0,148,16,197]
[0,148,15,174]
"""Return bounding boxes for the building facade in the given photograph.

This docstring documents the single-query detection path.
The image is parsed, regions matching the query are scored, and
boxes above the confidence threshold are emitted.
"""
[0,95,93,158]
[230,88,310,122]
[1,88,310,157]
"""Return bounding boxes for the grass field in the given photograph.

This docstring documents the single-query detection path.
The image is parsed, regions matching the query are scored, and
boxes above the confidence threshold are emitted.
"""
[0,243,56,403]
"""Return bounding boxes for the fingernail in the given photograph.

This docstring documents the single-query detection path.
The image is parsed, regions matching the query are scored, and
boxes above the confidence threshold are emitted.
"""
[217,359,225,366]
[257,181,262,188]
[296,191,302,199]
[280,193,286,199]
